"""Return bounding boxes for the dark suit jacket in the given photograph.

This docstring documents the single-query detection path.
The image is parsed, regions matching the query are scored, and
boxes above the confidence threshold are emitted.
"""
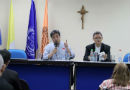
[83,43,111,62]
[0,77,14,90]
[2,69,22,90]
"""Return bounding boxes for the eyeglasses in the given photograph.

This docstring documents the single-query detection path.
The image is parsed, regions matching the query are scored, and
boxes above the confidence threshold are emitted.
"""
[93,37,102,40]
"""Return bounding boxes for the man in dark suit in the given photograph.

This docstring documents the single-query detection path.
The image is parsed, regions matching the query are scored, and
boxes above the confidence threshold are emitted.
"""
[83,31,111,62]
[0,49,22,90]
[0,54,14,90]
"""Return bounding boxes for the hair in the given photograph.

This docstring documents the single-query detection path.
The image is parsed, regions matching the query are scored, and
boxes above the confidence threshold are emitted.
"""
[50,30,60,38]
[93,31,103,38]
[0,49,11,64]
[112,63,130,86]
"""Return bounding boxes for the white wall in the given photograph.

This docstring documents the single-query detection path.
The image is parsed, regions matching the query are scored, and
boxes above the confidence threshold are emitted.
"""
[0,0,130,60]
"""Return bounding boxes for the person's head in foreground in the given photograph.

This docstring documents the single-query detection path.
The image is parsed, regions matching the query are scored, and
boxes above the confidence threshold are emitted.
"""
[99,63,130,90]
[112,63,130,86]
[0,54,6,76]
[0,49,11,67]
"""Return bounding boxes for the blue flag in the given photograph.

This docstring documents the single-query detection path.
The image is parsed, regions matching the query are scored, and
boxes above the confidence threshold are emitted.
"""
[25,0,38,59]
[0,28,2,45]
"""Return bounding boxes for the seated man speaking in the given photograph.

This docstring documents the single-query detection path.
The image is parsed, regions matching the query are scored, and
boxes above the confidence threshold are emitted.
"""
[83,31,111,62]
[42,30,75,60]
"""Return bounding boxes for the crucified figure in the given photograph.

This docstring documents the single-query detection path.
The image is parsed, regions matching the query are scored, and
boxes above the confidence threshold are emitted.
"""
[78,5,88,29]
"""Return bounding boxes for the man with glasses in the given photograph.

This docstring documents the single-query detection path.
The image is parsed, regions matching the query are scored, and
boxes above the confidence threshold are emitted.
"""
[83,31,111,62]
[42,30,75,60]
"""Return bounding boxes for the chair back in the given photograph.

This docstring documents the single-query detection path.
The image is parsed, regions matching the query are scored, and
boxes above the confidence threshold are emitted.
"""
[8,49,27,59]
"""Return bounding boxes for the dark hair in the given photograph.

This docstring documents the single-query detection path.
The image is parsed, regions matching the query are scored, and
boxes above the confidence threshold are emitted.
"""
[50,30,60,38]
[0,49,11,64]
[93,31,103,38]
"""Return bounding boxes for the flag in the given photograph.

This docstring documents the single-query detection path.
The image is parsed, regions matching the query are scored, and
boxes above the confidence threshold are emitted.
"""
[7,0,15,49]
[0,28,2,45]
[40,0,49,54]
[25,0,38,59]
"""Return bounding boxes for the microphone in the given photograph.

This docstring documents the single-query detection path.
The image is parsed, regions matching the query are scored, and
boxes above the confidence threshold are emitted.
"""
[54,42,58,47]
[54,41,58,60]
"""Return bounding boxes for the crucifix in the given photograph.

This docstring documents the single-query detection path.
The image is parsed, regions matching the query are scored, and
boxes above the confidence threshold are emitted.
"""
[77,5,88,29]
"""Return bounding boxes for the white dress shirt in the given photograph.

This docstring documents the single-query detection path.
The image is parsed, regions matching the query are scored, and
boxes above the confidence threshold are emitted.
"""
[42,41,75,60]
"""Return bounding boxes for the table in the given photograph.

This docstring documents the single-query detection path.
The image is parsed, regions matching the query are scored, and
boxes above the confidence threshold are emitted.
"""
[74,61,126,90]
[8,59,73,90]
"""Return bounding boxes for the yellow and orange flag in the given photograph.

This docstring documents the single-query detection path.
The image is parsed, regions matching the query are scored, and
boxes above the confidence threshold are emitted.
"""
[7,0,15,49]
[40,0,49,54]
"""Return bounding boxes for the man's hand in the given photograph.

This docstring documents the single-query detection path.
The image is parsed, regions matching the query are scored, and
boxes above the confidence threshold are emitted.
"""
[103,54,107,60]
[64,40,68,48]
[64,40,71,56]
[48,48,57,59]
[52,48,57,54]
[99,52,107,60]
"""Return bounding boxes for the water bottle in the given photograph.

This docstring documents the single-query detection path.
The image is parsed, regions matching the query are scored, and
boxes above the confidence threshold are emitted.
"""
[111,55,115,62]
[118,49,122,62]
[90,49,94,61]
[99,53,102,61]
[94,51,98,62]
